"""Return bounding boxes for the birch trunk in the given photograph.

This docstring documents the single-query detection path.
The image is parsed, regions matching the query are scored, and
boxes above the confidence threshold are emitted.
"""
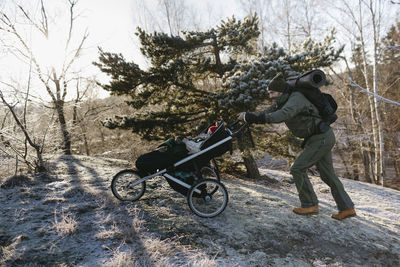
[357,0,380,184]
[369,0,385,185]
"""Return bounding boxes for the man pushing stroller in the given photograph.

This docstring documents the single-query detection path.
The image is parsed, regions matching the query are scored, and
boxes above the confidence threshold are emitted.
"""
[238,71,356,220]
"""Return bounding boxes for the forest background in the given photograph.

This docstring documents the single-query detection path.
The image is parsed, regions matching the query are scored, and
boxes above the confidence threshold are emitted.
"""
[1,0,400,190]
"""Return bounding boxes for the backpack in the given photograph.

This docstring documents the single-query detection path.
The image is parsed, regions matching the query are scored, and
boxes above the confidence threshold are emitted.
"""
[287,70,338,133]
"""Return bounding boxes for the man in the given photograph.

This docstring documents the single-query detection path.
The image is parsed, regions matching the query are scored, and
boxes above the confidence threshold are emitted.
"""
[238,73,356,220]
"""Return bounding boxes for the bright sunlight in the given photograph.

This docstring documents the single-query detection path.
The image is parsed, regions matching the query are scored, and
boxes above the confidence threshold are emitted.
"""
[31,33,67,73]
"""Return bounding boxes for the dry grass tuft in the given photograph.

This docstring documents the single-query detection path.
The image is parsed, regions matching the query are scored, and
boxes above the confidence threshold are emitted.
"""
[102,249,136,267]
[52,209,78,236]
[95,223,124,240]
[129,206,146,232]
[0,235,28,265]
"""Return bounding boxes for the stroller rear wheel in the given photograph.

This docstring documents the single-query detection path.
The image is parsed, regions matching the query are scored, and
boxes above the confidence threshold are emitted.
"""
[187,179,228,218]
[111,169,146,201]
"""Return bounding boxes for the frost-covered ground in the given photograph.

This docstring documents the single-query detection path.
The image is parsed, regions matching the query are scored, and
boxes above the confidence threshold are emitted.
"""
[1,154,399,266]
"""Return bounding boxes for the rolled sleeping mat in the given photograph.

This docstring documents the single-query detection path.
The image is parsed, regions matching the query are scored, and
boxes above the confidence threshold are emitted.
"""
[287,69,326,88]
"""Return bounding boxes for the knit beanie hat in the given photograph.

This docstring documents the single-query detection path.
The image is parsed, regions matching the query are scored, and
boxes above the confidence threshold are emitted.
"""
[268,73,286,92]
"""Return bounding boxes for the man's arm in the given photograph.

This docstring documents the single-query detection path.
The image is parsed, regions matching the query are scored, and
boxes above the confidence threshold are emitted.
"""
[238,102,278,124]
[261,102,279,115]
[261,92,306,123]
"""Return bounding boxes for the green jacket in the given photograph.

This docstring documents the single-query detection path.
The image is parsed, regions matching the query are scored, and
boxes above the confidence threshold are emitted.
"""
[258,92,322,138]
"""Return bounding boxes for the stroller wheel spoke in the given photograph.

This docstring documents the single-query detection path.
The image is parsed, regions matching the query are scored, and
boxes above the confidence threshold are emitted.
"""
[111,170,146,201]
[200,166,220,194]
[187,179,228,218]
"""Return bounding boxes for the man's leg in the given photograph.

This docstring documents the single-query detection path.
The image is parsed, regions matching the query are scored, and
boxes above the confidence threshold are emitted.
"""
[316,149,354,211]
[290,137,328,208]
[291,129,342,208]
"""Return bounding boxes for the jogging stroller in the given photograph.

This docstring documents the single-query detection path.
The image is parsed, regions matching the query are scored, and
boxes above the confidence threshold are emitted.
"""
[110,121,250,218]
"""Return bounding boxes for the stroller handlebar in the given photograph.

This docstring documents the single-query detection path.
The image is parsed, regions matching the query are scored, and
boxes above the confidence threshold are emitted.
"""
[228,120,247,136]
[228,120,255,148]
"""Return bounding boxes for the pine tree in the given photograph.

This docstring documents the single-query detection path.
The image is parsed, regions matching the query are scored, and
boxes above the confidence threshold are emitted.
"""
[94,15,259,140]
[95,15,264,179]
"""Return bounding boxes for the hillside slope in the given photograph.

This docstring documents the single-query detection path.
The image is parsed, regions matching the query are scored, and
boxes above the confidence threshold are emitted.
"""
[1,155,399,266]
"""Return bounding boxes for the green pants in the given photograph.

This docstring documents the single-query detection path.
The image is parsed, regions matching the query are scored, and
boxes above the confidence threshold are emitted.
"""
[290,128,354,211]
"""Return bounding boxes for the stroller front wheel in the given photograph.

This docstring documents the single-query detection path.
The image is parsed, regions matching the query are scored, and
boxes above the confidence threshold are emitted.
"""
[187,179,228,218]
[111,169,146,201]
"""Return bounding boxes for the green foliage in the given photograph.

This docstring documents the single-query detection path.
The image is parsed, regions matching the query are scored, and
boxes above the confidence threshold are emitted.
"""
[216,29,344,115]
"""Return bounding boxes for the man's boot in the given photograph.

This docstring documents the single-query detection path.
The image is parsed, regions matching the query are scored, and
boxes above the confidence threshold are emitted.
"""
[331,208,356,220]
[292,205,319,215]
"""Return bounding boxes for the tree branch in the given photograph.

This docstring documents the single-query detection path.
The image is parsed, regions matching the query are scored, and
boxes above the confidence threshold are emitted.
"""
[384,45,400,52]
[62,29,88,76]
[349,78,400,107]
[18,4,48,37]
[0,90,39,150]
[0,90,46,171]
[0,12,57,103]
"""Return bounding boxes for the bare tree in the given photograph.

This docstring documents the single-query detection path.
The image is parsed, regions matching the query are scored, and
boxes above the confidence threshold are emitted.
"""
[364,0,386,185]
[327,0,389,185]
[159,0,187,36]
[0,89,46,172]
[238,0,328,51]
[134,0,197,34]
[0,0,88,155]
[239,0,272,49]
[329,62,375,183]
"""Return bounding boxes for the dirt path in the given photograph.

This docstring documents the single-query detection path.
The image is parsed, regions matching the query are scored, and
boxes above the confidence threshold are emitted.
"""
[1,155,400,266]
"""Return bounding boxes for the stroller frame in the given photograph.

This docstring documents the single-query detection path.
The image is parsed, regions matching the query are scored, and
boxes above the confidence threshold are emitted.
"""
[111,121,250,218]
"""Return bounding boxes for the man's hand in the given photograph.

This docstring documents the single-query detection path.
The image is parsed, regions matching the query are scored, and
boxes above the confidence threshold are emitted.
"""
[238,112,246,121]
[237,112,265,124]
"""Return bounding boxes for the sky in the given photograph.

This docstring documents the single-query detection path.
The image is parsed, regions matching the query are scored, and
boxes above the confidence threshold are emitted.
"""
[0,0,399,101]
[0,0,245,100]
[79,0,244,68]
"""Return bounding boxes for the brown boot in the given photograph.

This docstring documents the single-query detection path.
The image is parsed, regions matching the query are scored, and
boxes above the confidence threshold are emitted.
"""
[292,205,319,215]
[331,208,356,220]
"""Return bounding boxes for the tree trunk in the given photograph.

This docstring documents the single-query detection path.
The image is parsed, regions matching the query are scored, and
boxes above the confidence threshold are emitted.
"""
[369,0,385,186]
[55,101,72,155]
[237,128,260,179]
[242,149,260,179]
[350,151,360,181]
[362,149,372,183]
[372,36,385,185]
[335,145,352,179]
[356,0,380,185]
[394,159,400,179]
[83,132,90,156]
